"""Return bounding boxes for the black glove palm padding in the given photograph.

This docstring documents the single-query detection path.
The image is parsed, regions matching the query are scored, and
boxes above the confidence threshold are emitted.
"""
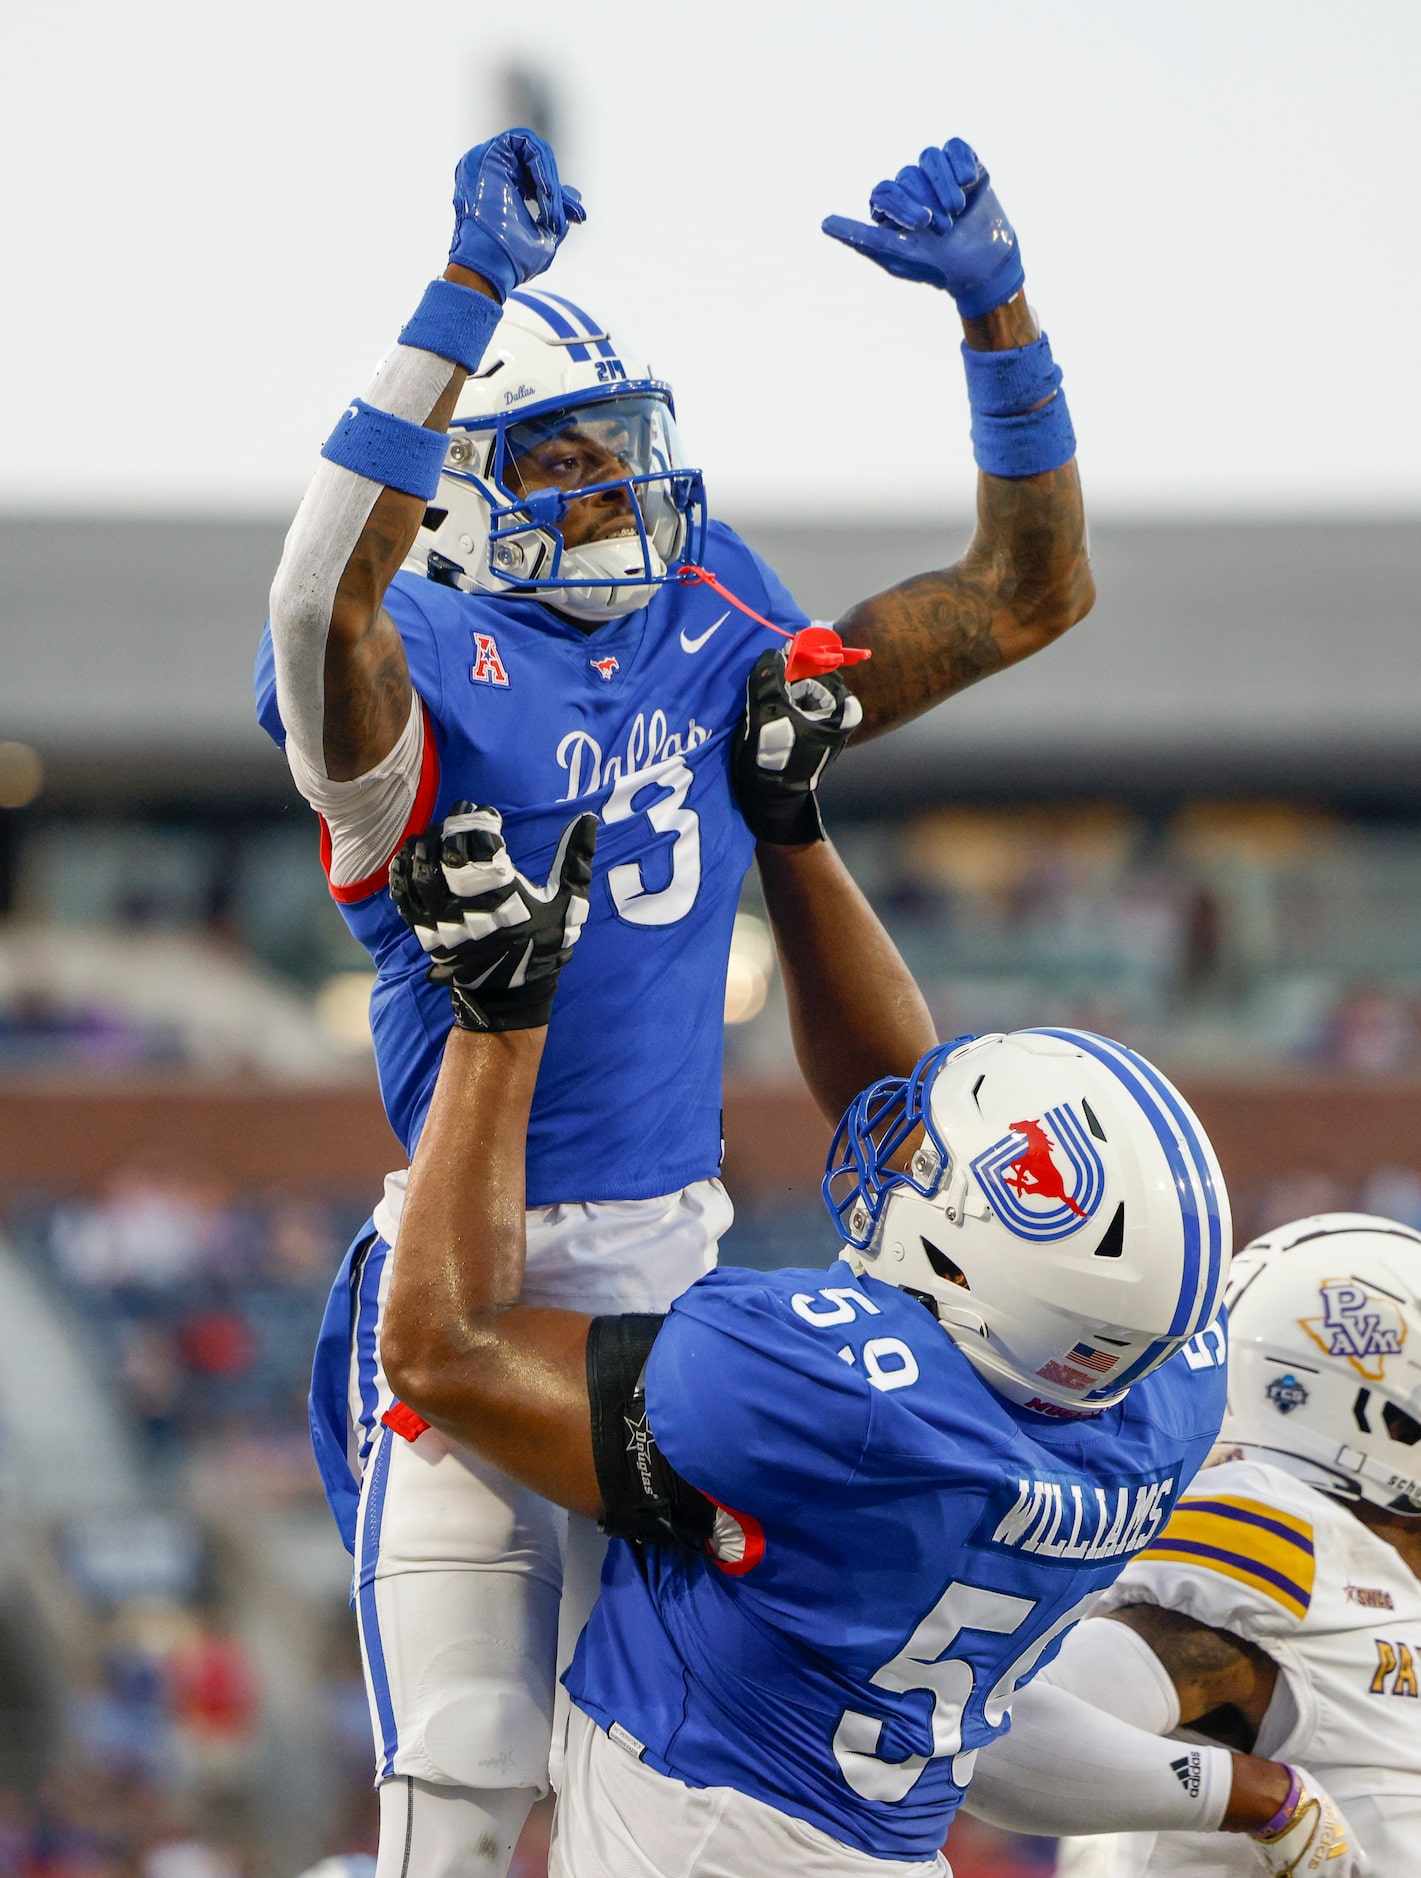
[730,647,864,845]
[389,802,598,1031]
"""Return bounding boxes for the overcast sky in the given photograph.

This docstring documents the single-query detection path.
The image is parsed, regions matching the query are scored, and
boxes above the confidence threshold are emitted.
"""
[4,0,1418,520]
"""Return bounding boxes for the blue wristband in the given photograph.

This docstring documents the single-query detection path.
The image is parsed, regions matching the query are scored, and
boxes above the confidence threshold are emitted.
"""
[398,277,502,372]
[961,333,1063,416]
[970,396,1076,478]
[963,332,1075,477]
[320,397,448,500]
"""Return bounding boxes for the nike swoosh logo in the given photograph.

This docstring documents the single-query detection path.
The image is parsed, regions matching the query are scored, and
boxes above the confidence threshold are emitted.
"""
[680,610,731,655]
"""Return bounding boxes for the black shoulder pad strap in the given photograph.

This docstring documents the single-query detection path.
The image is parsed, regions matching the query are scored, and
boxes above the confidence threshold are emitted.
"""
[585,1313,715,1553]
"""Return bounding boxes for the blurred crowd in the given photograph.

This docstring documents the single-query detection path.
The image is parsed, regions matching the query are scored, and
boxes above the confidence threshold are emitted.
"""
[6,800,1421,1078]
[4,791,1421,1874]
[8,1182,351,1466]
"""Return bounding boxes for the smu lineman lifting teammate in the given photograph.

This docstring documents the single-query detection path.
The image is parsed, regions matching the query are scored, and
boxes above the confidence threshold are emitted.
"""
[257,128,1091,1873]
[372,750,1356,1875]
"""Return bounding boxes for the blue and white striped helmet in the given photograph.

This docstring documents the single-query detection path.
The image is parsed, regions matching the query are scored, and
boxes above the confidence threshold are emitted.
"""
[824,1030,1231,1415]
[404,290,706,623]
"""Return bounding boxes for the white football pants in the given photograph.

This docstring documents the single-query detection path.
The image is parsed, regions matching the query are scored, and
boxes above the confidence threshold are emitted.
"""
[351,1177,730,1876]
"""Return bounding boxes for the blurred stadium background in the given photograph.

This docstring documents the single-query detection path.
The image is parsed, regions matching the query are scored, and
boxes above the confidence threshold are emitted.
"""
[4,1,1419,1872]
[2,510,1419,1877]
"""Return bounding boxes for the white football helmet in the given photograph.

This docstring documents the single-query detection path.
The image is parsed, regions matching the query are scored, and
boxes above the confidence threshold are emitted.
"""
[1221,1213,1421,1514]
[825,1030,1231,1416]
[404,288,705,623]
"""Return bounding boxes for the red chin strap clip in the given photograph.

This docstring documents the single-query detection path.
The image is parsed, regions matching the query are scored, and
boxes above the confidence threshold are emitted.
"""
[678,564,871,684]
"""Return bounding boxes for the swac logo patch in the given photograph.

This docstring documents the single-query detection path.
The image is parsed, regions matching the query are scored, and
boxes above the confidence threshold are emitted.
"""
[471,633,510,687]
[970,1105,1105,1241]
[1301,1279,1407,1381]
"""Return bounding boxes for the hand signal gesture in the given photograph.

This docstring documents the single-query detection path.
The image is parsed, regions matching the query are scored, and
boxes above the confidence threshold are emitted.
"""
[448,129,586,302]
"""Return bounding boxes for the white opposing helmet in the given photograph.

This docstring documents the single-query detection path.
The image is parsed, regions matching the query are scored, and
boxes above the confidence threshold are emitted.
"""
[1221,1212,1421,1514]
[824,1030,1231,1416]
[404,288,706,623]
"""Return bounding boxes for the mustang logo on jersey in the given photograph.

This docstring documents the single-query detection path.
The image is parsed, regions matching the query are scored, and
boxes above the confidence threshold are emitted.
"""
[983,1470,1175,1564]
[590,657,620,681]
[1302,1278,1407,1381]
[970,1105,1105,1242]
[471,632,510,687]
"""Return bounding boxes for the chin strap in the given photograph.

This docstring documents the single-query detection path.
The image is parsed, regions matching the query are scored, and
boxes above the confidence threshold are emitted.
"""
[677,564,872,683]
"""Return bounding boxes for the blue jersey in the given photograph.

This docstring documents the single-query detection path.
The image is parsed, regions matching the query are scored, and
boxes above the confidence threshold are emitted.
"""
[255,521,806,1205]
[566,1261,1228,1862]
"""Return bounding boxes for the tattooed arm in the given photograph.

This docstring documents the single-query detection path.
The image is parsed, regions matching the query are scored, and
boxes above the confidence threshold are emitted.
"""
[1107,1604,1280,1750]
[315,262,490,779]
[839,292,1094,740]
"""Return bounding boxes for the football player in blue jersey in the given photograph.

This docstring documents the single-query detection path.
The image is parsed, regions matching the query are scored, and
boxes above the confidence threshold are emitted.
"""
[371,741,1355,1876]
[258,126,1092,1874]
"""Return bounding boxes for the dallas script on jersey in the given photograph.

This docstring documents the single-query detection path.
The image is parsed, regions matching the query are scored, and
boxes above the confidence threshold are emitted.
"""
[989,1472,1175,1562]
[556,706,714,801]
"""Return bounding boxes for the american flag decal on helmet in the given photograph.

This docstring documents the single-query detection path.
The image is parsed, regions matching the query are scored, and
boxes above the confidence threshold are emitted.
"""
[1066,1342,1119,1375]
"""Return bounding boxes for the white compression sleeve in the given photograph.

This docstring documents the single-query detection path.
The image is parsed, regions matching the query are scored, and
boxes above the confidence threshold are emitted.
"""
[285,689,426,890]
[376,1777,536,1878]
[268,340,457,780]
[963,1680,1231,1837]
[1040,1614,1182,1734]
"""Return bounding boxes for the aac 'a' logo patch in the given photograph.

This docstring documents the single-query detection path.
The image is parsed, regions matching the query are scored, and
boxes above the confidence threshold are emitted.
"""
[970,1105,1105,1242]
[1301,1278,1407,1381]
[470,632,510,687]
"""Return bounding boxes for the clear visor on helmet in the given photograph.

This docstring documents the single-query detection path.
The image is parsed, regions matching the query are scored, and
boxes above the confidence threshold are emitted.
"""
[497,393,691,567]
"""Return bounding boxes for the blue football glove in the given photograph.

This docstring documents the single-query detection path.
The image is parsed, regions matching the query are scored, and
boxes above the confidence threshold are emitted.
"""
[822,138,1024,318]
[448,129,586,302]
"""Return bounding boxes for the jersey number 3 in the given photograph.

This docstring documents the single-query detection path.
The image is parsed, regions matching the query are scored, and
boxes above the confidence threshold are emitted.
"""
[832,1581,1095,1803]
[601,756,701,926]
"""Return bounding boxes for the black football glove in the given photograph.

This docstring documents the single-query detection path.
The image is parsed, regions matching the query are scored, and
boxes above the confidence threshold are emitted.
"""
[730,647,864,845]
[389,802,598,1032]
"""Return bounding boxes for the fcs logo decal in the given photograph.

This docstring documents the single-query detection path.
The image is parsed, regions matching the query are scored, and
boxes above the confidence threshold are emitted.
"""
[590,657,620,681]
[471,633,510,687]
[1301,1278,1407,1381]
[1266,1371,1309,1414]
[970,1105,1105,1242]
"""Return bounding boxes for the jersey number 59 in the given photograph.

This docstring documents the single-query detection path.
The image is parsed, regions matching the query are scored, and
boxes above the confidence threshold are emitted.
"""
[832,1581,1095,1803]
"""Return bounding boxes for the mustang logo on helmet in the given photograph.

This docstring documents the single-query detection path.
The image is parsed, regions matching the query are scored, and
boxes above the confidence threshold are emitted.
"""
[970,1105,1105,1242]
[1301,1278,1407,1381]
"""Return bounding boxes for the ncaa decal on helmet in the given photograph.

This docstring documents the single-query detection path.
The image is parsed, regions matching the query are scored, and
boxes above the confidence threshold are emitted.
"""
[404,290,706,623]
[1222,1213,1421,1515]
[823,1029,1231,1415]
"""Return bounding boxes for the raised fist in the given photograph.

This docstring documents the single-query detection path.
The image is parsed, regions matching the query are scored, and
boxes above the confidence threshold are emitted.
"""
[823,137,1023,317]
[448,129,586,302]
[730,645,864,846]
[390,803,597,1032]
